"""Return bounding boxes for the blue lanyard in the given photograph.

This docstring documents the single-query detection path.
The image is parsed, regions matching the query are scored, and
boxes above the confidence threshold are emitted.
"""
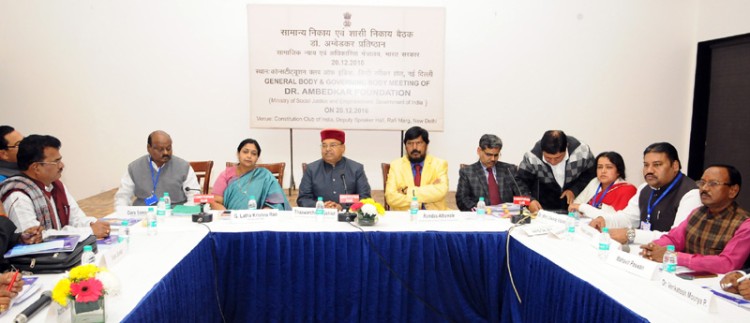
[589,182,614,209]
[646,172,683,223]
[148,157,162,194]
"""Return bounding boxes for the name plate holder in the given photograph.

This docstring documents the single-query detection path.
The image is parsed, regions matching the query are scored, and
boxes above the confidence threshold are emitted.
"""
[536,210,570,225]
[101,242,127,268]
[116,206,150,218]
[416,210,461,221]
[658,272,717,312]
[606,249,660,280]
[231,209,279,222]
[292,207,338,218]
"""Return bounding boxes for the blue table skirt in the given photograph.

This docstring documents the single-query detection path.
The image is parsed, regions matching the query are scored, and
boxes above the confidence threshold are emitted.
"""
[124,231,647,322]
[501,238,648,323]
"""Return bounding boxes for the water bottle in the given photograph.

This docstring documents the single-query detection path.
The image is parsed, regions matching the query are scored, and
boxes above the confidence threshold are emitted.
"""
[156,197,166,223]
[163,192,172,216]
[119,220,130,251]
[598,227,611,260]
[566,212,576,240]
[81,245,95,265]
[315,197,325,222]
[147,207,158,236]
[409,196,419,221]
[248,195,258,210]
[662,245,677,273]
[476,197,486,216]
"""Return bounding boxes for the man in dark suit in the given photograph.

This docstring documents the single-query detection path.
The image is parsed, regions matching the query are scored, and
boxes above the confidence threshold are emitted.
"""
[456,134,522,211]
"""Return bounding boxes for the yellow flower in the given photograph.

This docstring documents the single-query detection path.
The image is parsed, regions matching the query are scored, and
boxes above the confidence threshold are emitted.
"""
[69,264,100,282]
[52,278,71,306]
[359,198,385,215]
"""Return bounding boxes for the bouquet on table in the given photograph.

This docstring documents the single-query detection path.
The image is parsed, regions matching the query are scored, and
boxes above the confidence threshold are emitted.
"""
[349,198,385,226]
[52,264,120,323]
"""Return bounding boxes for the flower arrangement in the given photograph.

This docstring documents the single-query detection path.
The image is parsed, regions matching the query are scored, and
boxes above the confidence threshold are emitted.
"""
[349,198,385,226]
[52,264,119,307]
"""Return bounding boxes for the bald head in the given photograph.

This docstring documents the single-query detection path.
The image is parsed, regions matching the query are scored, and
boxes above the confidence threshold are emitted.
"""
[147,130,173,167]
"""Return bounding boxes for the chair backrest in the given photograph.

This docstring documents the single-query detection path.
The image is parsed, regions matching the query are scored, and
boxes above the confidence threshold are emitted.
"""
[189,161,214,194]
[225,162,286,187]
[302,163,308,174]
[459,163,469,169]
[381,163,391,210]
[257,162,285,187]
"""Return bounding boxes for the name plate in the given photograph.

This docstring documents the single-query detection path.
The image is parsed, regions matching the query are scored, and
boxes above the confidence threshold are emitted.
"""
[521,221,565,236]
[339,194,359,204]
[536,210,570,225]
[606,250,660,280]
[116,206,149,217]
[102,242,127,268]
[579,224,600,239]
[292,207,338,217]
[417,210,461,221]
[231,209,279,222]
[658,272,716,312]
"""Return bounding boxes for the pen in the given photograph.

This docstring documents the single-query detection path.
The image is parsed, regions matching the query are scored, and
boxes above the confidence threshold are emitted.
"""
[7,271,19,292]
[736,272,750,283]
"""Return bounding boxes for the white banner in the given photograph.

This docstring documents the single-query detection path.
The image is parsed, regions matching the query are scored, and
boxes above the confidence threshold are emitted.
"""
[247,5,445,130]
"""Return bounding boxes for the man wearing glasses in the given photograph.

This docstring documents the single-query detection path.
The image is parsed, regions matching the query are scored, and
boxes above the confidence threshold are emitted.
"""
[586,142,701,245]
[385,126,448,211]
[0,135,110,239]
[456,134,522,211]
[639,164,750,274]
[0,125,23,182]
[297,129,371,210]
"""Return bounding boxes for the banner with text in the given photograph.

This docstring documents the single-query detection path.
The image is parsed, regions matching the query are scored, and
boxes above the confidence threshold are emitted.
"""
[247,5,445,130]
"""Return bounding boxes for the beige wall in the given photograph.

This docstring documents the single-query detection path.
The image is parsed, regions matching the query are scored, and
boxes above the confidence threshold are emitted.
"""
[1,0,747,202]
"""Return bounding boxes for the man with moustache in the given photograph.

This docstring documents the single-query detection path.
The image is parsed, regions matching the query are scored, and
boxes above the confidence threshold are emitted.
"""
[0,126,23,182]
[385,126,449,210]
[0,135,110,238]
[115,130,200,206]
[297,129,371,210]
[586,142,702,245]
[639,165,750,273]
[456,134,521,211]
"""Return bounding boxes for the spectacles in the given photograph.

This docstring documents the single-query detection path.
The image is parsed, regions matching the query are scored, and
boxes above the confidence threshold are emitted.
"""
[696,180,730,188]
[5,141,21,149]
[321,143,342,150]
[36,160,63,167]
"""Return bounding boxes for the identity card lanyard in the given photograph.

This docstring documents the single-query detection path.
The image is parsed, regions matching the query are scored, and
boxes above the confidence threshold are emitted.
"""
[590,182,614,209]
[644,172,682,228]
[146,157,162,205]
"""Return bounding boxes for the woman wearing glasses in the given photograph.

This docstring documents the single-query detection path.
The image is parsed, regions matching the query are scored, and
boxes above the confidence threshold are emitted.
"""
[210,139,290,211]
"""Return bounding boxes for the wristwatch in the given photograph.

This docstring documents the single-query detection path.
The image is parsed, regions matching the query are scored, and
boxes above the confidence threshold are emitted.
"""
[626,228,636,244]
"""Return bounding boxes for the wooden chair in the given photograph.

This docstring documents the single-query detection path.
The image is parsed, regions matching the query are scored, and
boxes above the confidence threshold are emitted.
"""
[381,163,391,210]
[225,162,286,187]
[459,163,469,169]
[302,162,308,174]
[189,161,214,194]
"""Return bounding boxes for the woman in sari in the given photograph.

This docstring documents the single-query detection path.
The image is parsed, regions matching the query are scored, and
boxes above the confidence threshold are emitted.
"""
[569,151,637,216]
[211,139,290,210]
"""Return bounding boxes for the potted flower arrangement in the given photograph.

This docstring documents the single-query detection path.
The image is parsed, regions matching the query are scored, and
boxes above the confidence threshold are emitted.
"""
[349,198,385,226]
[52,264,119,323]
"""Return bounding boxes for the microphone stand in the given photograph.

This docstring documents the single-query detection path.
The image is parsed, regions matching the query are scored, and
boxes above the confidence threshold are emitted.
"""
[185,187,213,223]
[338,173,357,222]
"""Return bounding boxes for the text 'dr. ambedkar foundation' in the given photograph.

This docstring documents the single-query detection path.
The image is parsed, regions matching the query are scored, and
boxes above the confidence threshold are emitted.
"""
[247,5,445,130]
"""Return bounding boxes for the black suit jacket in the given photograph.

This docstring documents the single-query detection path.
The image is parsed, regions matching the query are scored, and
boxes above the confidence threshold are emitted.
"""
[456,161,521,211]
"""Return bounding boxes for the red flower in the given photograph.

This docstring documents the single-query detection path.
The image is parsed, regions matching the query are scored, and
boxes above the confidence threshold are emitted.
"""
[70,278,104,303]
[349,202,364,212]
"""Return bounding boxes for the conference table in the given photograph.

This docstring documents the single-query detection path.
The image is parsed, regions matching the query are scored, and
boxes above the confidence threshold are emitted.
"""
[5,211,748,322]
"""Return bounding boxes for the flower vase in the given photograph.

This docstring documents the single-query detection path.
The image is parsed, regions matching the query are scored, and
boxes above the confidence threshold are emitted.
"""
[71,297,105,323]
[357,213,378,226]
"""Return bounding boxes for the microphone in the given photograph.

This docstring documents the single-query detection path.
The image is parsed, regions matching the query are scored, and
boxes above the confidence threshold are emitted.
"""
[340,173,348,194]
[14,291,52,323]
[507,168,523,196]
[185,187,201,193]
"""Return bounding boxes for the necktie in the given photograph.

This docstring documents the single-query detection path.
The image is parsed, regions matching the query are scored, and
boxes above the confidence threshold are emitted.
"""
[414,164,422,187]
[487,167,501,205]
